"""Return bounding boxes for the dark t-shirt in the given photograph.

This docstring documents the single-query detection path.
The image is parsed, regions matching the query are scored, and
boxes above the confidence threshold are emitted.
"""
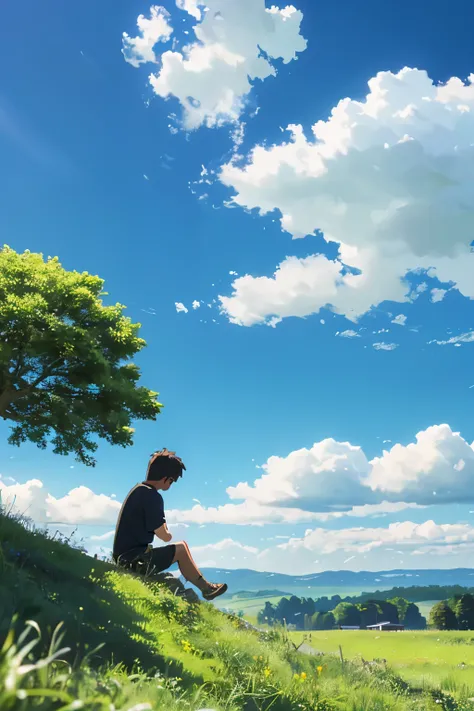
[113,483,166,559]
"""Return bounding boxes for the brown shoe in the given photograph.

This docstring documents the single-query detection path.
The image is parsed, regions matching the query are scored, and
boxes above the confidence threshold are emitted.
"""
[202,582,228,601]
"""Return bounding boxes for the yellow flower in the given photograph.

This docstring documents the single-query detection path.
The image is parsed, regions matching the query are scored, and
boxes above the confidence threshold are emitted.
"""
[259,655,263,660]
[317,666,323,675]
[253,655,258,661]
[263,667,271,678]
[294,673,300,680]
[300,672,307,681]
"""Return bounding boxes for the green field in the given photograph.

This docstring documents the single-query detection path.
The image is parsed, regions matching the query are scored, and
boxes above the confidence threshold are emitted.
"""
[290,629,474,695]
[3,509,474,710]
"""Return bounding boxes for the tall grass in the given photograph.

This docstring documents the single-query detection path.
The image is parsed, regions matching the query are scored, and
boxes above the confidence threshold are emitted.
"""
[2,509,474,711]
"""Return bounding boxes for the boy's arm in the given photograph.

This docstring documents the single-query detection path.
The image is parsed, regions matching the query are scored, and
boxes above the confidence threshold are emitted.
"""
[154,522,172,543]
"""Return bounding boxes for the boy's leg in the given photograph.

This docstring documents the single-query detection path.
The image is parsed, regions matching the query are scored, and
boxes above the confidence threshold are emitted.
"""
[172,541,227,600]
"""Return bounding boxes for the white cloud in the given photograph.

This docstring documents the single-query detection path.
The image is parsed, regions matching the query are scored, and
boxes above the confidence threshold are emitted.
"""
[193,520,474,573]
[337,329,360,338]
[367,424,474,505]
[227,438,374,511]
[373,342,398,351]
[0,479,121,526]
[176,0,203,21]
[254,520,474,574]
[168,500,332,527]
[192,538,259,568]
[147,0,307,129]
[122,6,173,68]
[219,68,474,325]
[430,330,474,346]
[167,499,424,526]
[431,288,447,303]
[226,423,474,511]
[391,314,407,326]
[90,530,115,542]
[192,300,201,309]
[220,254,343,326]
[175,301,189,313]
[312,501,425,521]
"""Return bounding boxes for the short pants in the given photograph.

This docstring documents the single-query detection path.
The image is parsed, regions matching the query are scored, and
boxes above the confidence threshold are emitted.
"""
[114,544,176,574]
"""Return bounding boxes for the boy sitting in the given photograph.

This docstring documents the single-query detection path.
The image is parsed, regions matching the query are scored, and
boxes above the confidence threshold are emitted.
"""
[113,448,228,601]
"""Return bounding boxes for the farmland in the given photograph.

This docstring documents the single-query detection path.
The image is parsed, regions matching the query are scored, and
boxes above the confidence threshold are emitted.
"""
[290,629,474,696]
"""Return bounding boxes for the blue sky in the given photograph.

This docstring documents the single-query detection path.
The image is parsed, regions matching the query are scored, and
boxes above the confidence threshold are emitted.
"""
[2,0,474,574]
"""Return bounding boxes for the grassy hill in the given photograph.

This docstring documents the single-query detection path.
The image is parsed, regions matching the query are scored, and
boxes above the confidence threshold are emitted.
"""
[1,510,474,711]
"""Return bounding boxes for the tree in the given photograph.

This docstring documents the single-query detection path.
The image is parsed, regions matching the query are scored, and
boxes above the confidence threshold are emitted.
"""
[258,601,276,626]
[376,600,399,624]
[319,611,335,630]
[0,246,161,465]
[358,602,380,628]
[429,601,458,630]
[403,602,426,630]
[333,602,361,627]
[389,597,409,623]
[455,594,474,630]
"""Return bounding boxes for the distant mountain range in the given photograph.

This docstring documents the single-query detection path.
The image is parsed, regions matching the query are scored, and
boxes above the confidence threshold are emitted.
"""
[189,567,474,596]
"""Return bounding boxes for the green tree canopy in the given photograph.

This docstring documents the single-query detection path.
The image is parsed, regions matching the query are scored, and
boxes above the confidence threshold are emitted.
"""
[333,602,361,627]
[429,601,458,630]
[454,594,474,630]
[0,246,161,465]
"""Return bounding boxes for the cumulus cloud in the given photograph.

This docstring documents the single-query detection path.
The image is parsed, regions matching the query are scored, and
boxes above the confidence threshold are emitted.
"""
[166,499,424,526]
[367,424,474,504]
[175,301,189,313]
[192,300,201,309]
[0,478,121,526]
[122,6,173,67]
[391,314,407,326]
[219,68,474,326]
[220,254,343,326]
[192,520,474,573]
[146,0,307,129]
[431,288,448,303]
[227,438,374,511]
[226,424,474,511]
[254,520,474,574]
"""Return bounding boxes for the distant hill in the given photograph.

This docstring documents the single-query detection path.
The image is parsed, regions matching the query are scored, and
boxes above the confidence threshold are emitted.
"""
[230,589,292,599]
[188,567,474,596]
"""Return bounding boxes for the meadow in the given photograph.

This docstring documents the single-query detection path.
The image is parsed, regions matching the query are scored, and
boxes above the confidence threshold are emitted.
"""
[290,630,474,698]
[1,510,474,711]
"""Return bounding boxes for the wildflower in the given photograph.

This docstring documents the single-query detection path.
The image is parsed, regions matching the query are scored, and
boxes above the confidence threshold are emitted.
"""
[300,672,307,681]
[253,655,258,661]
[294,673,300,680]
[317,666,323,675]
[259,655,263,660]
[264,667,271,678]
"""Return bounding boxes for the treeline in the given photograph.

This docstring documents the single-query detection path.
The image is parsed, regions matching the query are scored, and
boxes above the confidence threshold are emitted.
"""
[429,594,474,630]
[257,595,426,630]
[357,584,474,604]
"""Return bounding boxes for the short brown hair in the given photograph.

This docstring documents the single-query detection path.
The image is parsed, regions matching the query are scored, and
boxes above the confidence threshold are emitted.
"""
[146,448,186,482]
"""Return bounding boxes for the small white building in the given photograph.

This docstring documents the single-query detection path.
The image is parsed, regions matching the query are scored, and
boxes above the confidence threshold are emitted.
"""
[340,626,360,630]
[366,622,405,632]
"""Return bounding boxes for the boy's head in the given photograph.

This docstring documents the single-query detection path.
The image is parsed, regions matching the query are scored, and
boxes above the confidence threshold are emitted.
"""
[146,448,186,491]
